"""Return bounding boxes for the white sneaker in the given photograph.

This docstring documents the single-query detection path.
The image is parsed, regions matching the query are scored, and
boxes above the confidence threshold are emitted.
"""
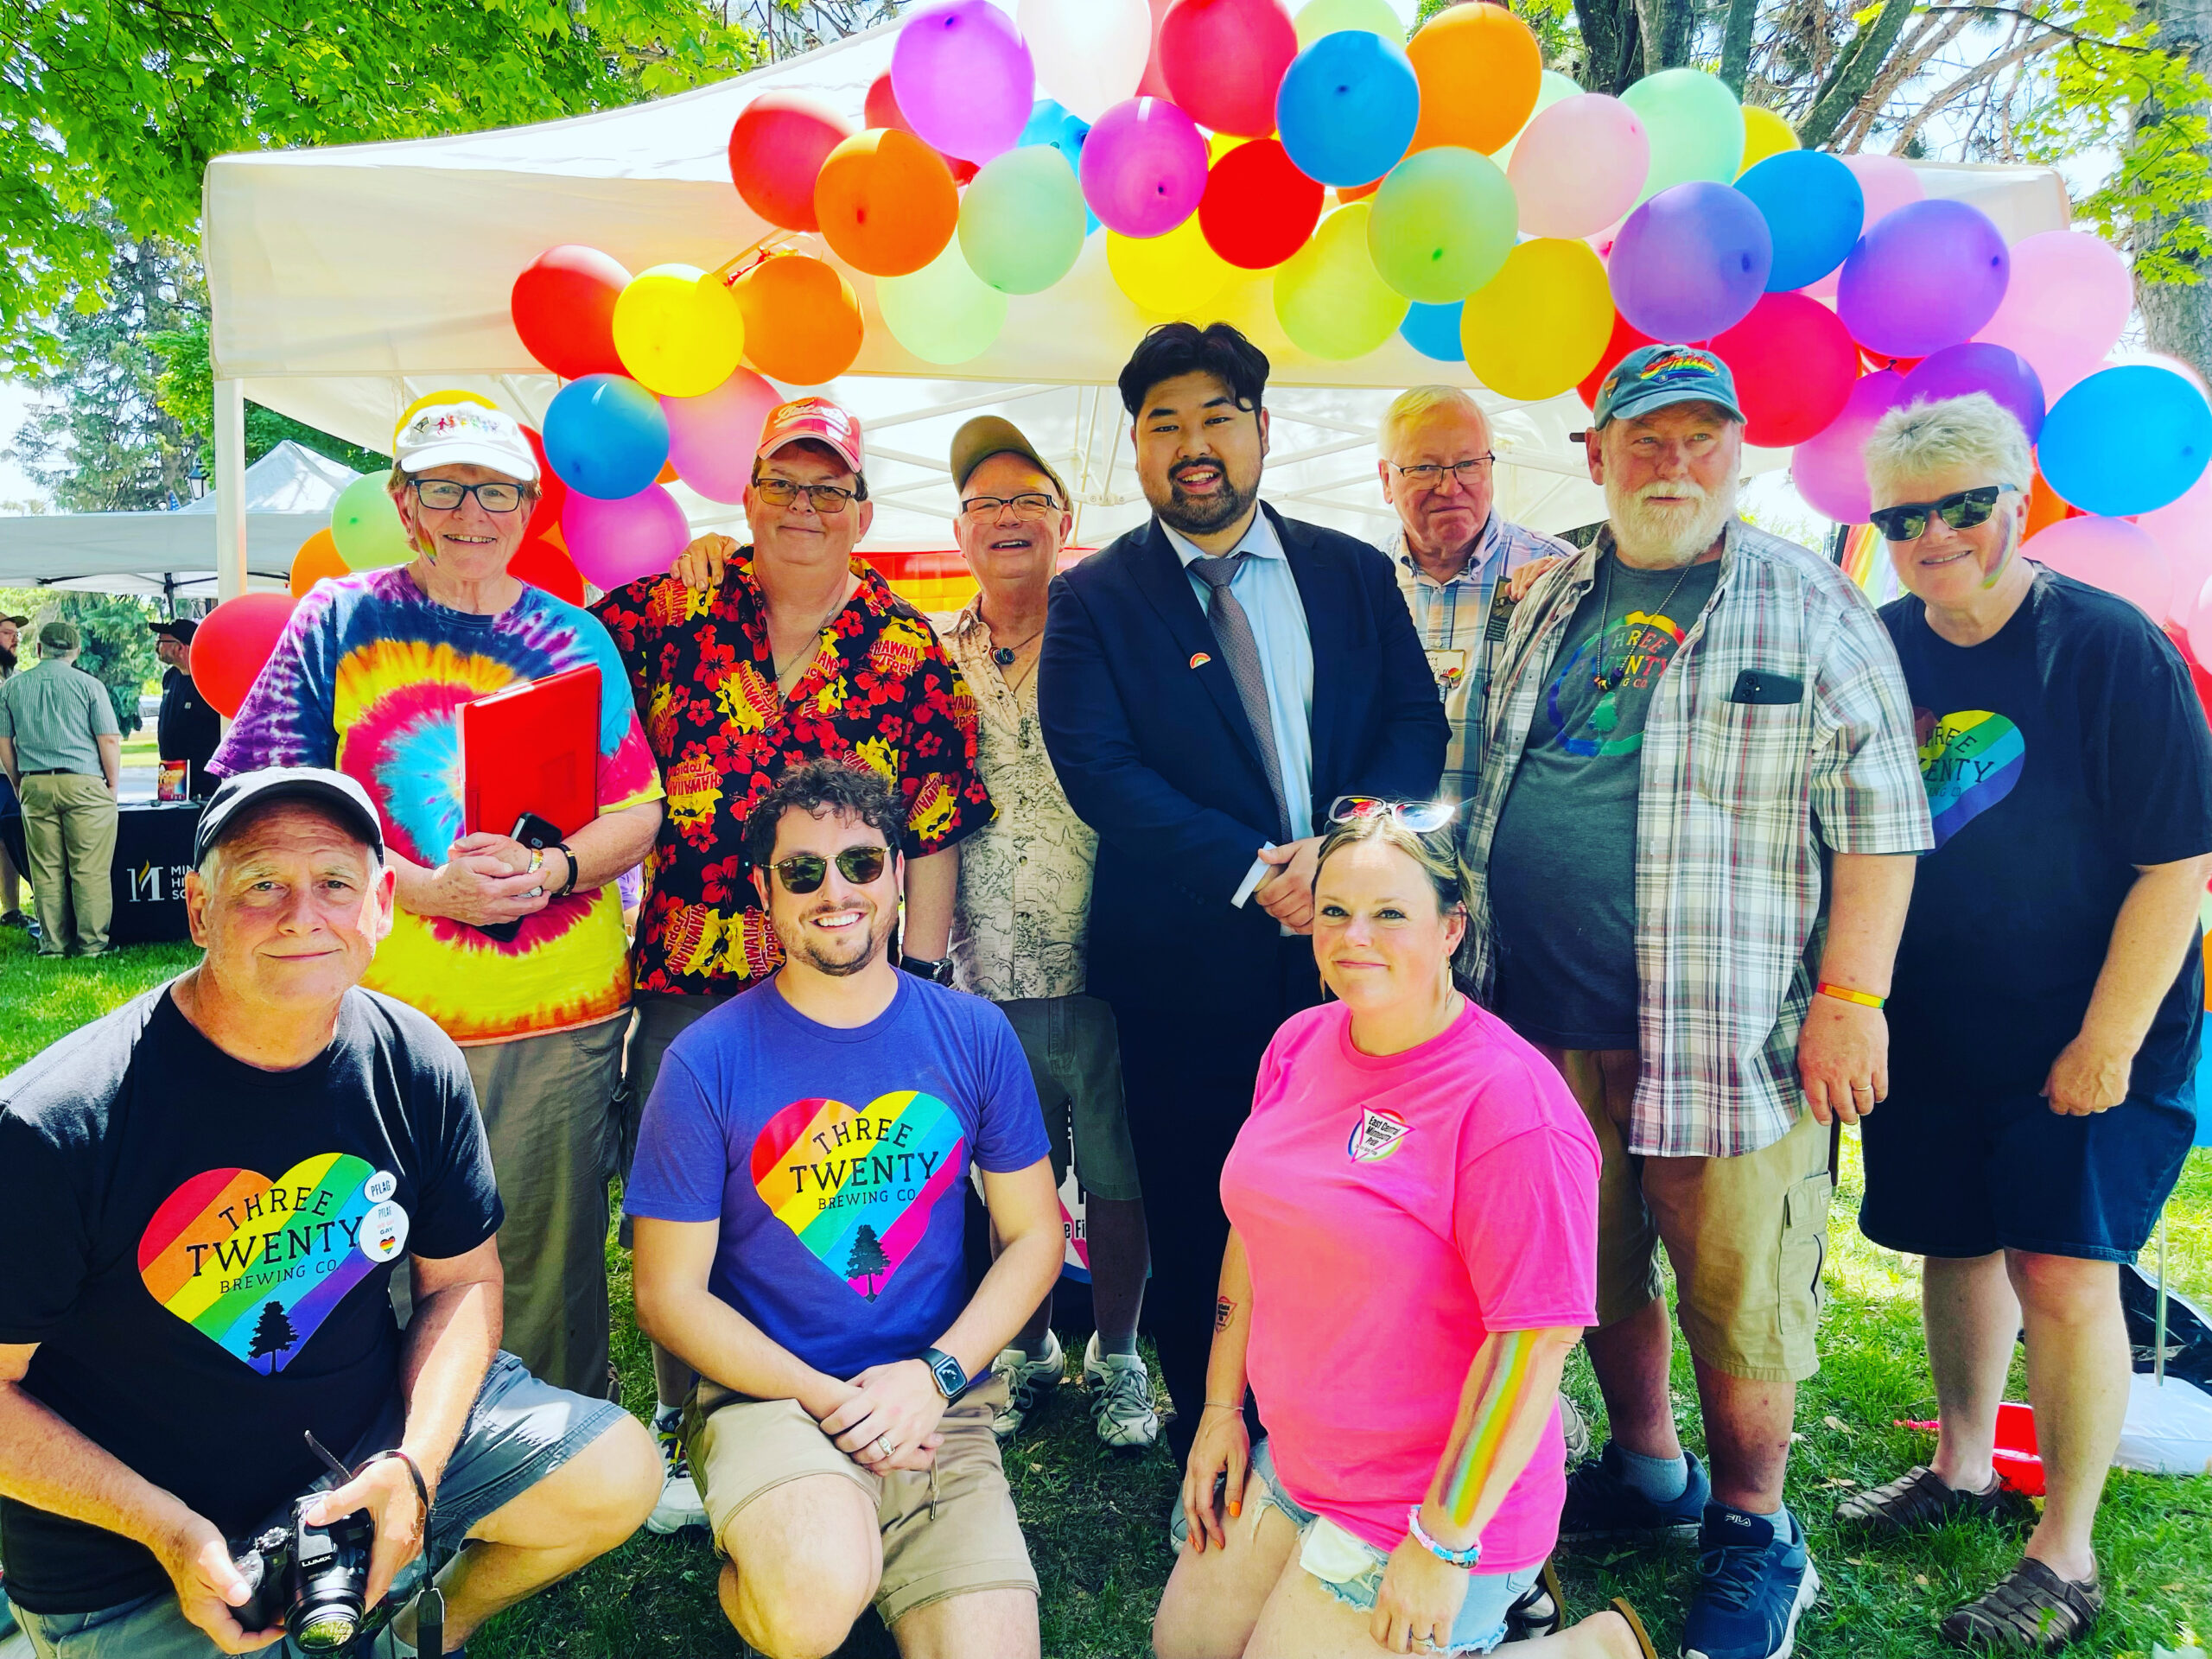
[990,1329,1065,1440]
[646,1416,708,1535]
[1083,1332,1160,1449]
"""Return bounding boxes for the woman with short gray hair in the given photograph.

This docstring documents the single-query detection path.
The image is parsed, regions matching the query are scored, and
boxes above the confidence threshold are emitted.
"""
[1840,391,2212,1651]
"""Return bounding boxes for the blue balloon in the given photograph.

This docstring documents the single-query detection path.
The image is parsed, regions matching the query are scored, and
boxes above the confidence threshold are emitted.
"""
[1275,30,1420,188]
[543,374,668,501]
[1735,150,1863,292]
[1400,302,1465,363]
[2039,365,2212,518]
[1020,99,1098,234]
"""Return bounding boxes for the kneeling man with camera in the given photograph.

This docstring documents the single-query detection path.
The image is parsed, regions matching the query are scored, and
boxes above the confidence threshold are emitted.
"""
[0,767,660,1656]
[628,759,1064,1659]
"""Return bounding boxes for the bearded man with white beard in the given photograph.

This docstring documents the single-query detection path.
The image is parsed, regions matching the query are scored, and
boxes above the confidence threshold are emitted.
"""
[1459,346,1932,1659]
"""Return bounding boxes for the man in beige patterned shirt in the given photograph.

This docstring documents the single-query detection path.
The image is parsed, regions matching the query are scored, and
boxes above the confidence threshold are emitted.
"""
[944,416,1158,1451]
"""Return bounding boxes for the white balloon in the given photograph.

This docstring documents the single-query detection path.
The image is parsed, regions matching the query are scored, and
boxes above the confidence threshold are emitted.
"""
[1019,0,1152,124]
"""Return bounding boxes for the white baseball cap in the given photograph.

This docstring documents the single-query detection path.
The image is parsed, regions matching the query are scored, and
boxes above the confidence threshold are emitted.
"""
[393,395,539,482]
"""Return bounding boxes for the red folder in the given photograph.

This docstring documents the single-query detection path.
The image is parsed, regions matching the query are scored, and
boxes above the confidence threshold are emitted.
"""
[461,664,601,837]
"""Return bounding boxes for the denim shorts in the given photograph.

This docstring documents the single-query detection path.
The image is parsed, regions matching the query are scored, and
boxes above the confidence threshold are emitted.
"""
[14,1351,626,1659]
[1249,1440,1540,1656]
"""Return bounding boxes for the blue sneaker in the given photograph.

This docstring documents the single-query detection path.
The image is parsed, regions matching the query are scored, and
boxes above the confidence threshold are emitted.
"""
[1680,1503,1821,1659]
[1558,1442,1712,1543]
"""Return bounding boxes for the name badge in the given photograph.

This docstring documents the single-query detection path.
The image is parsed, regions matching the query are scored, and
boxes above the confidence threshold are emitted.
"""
[1426,647,1470,689]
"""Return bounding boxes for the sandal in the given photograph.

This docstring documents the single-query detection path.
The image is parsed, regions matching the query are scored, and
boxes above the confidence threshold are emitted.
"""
[1837,1465,2031,1537]
[1610,1597,1660,1659]
[1503,1559,1567,1642]
[1941,1559,2103,1651]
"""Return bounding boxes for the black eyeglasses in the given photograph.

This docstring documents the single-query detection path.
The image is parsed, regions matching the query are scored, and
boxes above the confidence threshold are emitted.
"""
[753,476,857,514]
[959,493,1061,518]
[768,844,889,893]
[1328,796,1463,834]
[410,479,527,513]
[1868,484,2018,543]
[1389,457,1495,488]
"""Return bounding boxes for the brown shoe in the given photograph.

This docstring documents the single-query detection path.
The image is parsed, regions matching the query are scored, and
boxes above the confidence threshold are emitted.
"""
[1836,1465,2032,1537]
[1610,1598,1660,1659]
[1941,1559,2102,1650]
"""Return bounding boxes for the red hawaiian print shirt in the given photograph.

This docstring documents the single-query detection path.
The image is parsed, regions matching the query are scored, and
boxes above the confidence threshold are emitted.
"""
[594,552,992,995]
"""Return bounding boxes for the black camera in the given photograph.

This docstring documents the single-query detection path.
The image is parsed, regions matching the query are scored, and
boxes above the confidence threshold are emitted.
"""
[232,1431,378,1656]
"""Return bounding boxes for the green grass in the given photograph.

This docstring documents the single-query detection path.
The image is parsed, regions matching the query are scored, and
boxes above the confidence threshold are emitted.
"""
[3,929,2208,1658]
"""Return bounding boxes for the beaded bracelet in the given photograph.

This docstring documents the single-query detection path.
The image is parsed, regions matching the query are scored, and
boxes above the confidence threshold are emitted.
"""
[1405,1504,1480,1567]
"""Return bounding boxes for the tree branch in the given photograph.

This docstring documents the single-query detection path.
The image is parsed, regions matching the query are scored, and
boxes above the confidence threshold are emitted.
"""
[1800,0,1917,147]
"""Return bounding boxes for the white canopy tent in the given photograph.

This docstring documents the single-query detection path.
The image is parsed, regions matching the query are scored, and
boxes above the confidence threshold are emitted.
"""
[202,12,2075,594]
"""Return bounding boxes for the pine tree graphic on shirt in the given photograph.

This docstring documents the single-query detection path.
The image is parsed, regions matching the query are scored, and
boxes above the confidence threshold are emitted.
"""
[247,1299,299,1375]
[845,1225,891,1302]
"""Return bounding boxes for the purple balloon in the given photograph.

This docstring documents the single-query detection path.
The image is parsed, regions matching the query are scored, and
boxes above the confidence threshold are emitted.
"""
[1608,182,1772,343]
[891,1,1035,165]
[1080,97,1209,238]
[563,486,691,590]
[1837,198,2010,359]
[1900,343,2047,441]
[1791,368,1912,524]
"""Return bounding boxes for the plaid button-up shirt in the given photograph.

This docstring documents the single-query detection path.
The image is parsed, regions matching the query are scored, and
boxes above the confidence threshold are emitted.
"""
[1386,515,1575,804]
[1464,518,1932,1159]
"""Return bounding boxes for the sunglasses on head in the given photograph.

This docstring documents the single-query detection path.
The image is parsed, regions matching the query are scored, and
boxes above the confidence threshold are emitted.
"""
[767,844,889,894]
[1328,796,1462,834]
[1868,484,2017,543]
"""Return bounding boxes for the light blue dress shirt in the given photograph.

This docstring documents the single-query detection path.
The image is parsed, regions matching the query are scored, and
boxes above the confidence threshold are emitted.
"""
[1162,509,1315,841]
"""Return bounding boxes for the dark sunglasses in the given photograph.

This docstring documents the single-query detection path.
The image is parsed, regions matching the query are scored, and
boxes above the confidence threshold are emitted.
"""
[1868,484,2017,543]
[768,844,890,894]
[1328,796,1462,834]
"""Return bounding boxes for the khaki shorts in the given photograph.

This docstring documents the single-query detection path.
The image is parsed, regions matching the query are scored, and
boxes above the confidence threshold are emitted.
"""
[686,1373,1038,1626]
[999,994,1143,1202]
[1541,1047,1836,1384]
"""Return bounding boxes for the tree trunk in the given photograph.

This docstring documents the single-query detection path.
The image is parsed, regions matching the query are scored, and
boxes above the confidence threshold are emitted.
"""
[1573,0,1643,93]
[2133,0,2212,385]
[1719,0,1759,96]
[1635,0,1695,75]
[1798,0,1915,148]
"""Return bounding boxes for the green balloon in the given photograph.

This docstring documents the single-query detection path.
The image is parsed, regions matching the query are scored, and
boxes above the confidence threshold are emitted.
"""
[1621,67,1743,200]
[959,146,1087,296]
[1274,203,1408,360]
[879,240,1008,365]
[1293,0,1402,50]
[330,473,413,570]
[1366,147,1517,305]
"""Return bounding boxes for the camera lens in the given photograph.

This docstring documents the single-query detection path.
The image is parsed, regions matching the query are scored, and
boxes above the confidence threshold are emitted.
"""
[295,1606,361,1652]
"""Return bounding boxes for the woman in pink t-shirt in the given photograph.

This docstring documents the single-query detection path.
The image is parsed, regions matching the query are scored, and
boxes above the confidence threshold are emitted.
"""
[1153,801,1653,1659]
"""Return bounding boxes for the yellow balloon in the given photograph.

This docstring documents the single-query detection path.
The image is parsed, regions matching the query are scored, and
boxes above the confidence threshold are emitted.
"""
[1459,238,1612,402]
[1738,105,1800,175]
[612,264,746,397]
[1208,130,1253,164]
[1274,203,1408,360]
[1109,218,1238,316]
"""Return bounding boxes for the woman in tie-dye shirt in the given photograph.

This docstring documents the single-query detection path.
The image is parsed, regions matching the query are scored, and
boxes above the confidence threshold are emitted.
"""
[210,393,664,1399]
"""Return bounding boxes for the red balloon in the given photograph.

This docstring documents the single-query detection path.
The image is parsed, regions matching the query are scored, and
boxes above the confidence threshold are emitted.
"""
[1578,312,1657,410]
[192,593,298,719]
[728,92,855,231]
[1710,293,1862,448]
[511,245,630,379]
[1199,138,1324,270]
[521,426,567,543]
[511,536,587,604]
[1859,348,1924,375]
[864,73,979,184]
[1160,0,1298,137]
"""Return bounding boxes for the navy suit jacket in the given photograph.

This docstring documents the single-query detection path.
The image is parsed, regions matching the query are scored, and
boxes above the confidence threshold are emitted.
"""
[1039,504,1448,1020]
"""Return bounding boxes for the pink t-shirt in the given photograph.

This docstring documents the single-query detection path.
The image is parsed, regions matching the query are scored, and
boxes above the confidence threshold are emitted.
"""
[1221,998,1600,1567]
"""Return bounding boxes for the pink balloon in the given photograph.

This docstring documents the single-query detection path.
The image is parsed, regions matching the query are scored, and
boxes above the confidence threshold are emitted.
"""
[1790,368,1910,523]
[891,1,1035,164]
[663,370,781,505]
[1974,232,2130,399]
[563,486,691,590]
[2136,467,2212,599]
[1080,97,1209,237]
[1509,95,1649,239]
[1806,154,1923,298]
[2026,514,2174,619]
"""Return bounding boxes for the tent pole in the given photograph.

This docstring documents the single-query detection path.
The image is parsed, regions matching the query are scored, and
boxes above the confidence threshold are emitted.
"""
[214,379,248,601]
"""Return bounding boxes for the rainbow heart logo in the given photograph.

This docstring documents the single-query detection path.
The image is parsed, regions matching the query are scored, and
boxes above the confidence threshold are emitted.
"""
[137,1154,406,1374]
[750,1092,965,1301]
[1918,709,2024,849]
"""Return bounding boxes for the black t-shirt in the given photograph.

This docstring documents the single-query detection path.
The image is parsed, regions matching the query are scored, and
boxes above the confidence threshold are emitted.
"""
[156,667,222,792]
[0,985,503,1614]
[1881,567,2212,1100]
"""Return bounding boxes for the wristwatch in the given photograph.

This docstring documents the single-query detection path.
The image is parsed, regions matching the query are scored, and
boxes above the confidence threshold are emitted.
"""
[900,953,956,985]
[919,1346,971,1402]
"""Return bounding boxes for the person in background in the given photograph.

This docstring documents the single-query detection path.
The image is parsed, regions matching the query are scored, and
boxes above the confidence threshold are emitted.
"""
[942,414,1157,1450]
[210,392,666,1408]
[1836,394,2212,1652]
[1377,387,1573,806]
[0,620,121,957]
[1154,801,1653,1659]
[628,760,1060,1659]
[0,611,28,926]
[1462,345,1932,1659]
[596,397,992,1535]
[1039,321,1447,1466]
[147,619,221,800]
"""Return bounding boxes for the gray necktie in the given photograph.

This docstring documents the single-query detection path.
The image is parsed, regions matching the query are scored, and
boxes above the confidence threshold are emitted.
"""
[1188,551,1292,841]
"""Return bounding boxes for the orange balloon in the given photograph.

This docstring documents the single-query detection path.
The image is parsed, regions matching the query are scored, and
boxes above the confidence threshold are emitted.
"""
[734,253,865,385]
[2024,463,2079,538]
[814,129,960,278]
[289,528,349,599]
[1336,178,1382,204]
[1405,4,1541,156]
[657,456,680,485]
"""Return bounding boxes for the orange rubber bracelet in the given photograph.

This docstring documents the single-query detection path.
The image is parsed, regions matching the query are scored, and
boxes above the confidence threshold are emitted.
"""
[1816,981,1885,1008]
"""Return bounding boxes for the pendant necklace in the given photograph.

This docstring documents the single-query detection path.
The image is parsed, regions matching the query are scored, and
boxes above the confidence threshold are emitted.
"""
[1588,554,1694,734]
[990,625,1044,668]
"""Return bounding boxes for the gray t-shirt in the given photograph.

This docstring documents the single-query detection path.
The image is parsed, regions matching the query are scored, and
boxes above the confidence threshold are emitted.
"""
[0,658,118,777]
[1487,552,1721,1049]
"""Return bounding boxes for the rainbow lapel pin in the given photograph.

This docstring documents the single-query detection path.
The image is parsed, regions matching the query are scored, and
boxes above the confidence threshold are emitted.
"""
[1189,652,1212,670]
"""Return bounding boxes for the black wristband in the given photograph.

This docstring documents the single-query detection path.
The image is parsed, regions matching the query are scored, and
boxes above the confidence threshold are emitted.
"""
[550,842,580,899]
[362,1448,432,1521]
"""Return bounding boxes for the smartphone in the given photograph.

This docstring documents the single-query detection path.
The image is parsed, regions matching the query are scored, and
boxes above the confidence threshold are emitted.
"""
[477,813,566,943]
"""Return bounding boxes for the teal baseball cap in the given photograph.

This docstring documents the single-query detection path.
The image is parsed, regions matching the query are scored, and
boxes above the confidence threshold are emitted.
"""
[1592,343,1745,429]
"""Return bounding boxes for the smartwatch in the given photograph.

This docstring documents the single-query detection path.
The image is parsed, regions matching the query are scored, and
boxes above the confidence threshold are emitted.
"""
[900,954,956,986]
[919,1346,971,1402]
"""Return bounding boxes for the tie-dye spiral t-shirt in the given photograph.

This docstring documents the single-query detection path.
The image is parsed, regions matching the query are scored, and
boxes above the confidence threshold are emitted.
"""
[210,566,664,1046]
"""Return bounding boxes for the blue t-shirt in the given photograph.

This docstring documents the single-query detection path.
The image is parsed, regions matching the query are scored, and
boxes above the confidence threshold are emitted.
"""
[625,974,1050,1380]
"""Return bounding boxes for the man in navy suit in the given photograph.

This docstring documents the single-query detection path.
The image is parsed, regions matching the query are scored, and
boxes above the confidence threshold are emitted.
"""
[1039,323,1447,1459]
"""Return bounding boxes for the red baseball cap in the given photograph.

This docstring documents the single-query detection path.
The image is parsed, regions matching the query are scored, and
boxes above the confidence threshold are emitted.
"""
[756,397,865,478]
